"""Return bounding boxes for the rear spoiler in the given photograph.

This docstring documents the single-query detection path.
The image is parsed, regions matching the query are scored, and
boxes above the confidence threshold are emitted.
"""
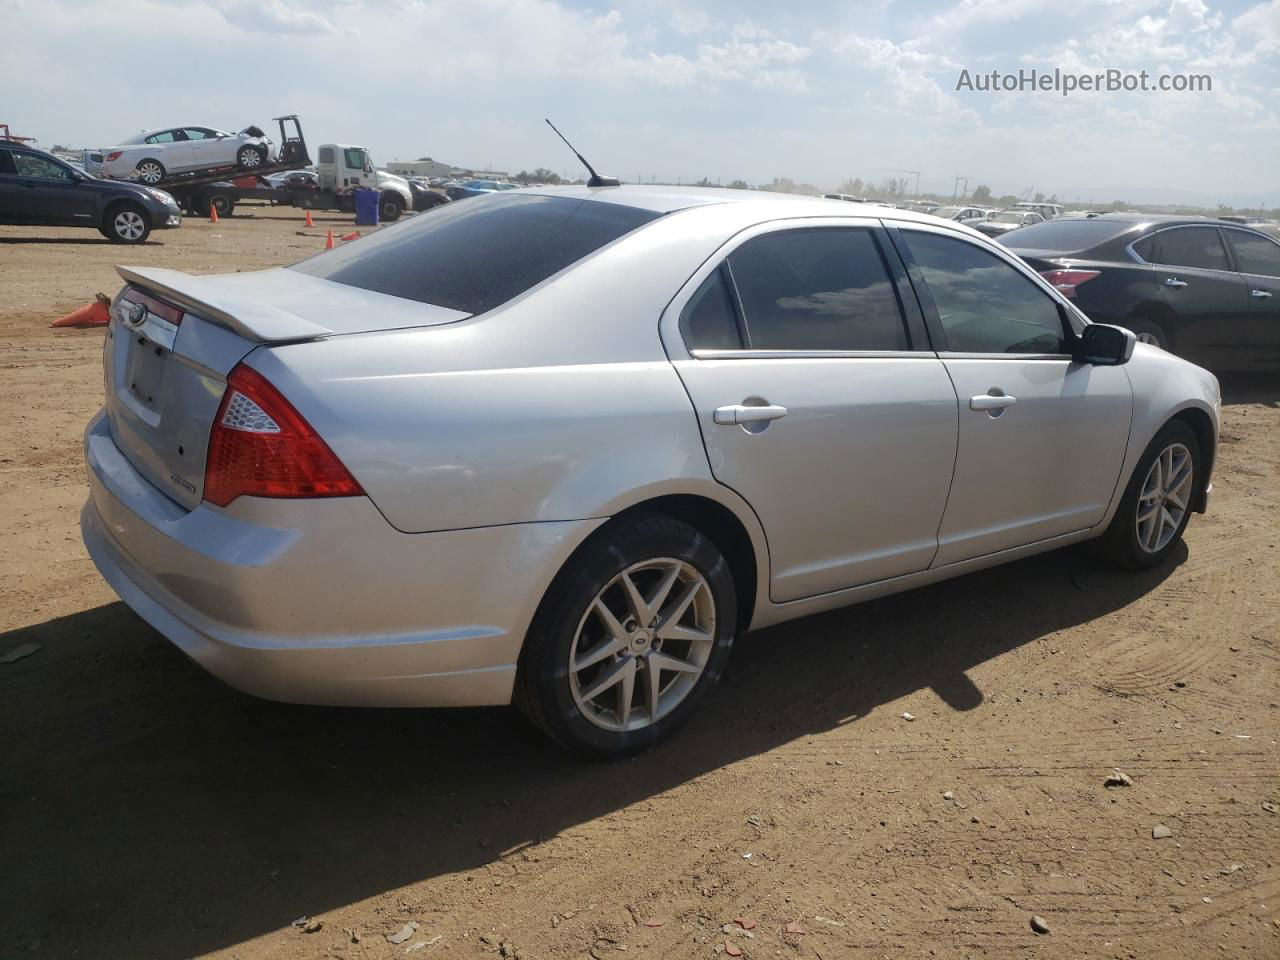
[116,266,332,343]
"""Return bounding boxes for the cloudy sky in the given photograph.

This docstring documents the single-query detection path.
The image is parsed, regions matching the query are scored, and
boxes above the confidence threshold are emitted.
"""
[4,0,1277,206]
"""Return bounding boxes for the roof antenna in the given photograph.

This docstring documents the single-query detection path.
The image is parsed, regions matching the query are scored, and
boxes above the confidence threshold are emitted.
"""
[545,119,620,187]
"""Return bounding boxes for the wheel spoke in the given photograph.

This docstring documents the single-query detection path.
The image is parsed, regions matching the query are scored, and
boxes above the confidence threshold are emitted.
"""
[615,659,636,727]
[619,571,649,624]
[649,651,701,675]
[641,656,662,720]
[655,578,700,633]
[646,563,682,625]
[578,656,635,704]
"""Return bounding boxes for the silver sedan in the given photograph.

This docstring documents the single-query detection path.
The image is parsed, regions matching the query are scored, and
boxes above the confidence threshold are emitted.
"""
[82,187,1220,756]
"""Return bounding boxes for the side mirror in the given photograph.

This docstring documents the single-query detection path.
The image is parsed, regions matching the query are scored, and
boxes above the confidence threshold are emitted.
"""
[1076,323,1135,365]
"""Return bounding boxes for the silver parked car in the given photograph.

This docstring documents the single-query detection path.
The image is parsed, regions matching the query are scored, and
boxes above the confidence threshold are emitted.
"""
[82,187,1220,756]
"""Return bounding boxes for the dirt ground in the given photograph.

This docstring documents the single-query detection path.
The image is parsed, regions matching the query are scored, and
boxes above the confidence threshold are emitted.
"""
[1,209,1277,960]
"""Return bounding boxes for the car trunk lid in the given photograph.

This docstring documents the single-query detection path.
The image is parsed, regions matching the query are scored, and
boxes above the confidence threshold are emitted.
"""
[103,266,468,510]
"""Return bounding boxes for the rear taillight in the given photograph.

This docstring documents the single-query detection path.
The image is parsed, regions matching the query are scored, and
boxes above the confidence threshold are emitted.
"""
[1040,268,1100,299]
[104,151,122,162]
[204,364,362,508]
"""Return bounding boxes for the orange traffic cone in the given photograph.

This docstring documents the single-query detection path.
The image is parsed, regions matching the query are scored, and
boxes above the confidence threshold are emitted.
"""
[209,201,219,224]
[51,293,111,328]
[340,231,361,242]
[324,229,335,250]
[304,210,314,228]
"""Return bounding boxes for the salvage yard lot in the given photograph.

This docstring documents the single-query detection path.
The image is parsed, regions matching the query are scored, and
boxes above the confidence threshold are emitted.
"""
[1,212,1278,960]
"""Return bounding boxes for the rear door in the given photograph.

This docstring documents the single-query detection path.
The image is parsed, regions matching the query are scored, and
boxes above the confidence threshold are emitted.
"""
[1222,227,1280,367]
[663,219,960,603]
[1146,224,1252,366]
[145,129,193,172]
[891,223,1132,566]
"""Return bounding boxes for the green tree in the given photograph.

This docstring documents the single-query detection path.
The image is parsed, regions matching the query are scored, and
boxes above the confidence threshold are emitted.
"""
[971,184,992,203]
[727,179,750,190]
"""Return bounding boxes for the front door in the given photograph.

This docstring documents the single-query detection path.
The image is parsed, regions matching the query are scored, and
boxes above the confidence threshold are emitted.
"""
[1223,227,1280,368]
[892,225,1132,566]
[10,151,98,226]
[664,221,959,602]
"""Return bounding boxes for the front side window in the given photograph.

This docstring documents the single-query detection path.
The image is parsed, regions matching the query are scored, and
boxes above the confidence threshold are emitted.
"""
[726,228,908,351]
[291,193,660,314]
[1225,231,1280,278]
[1153,226,1230,271]
[13,153,72,180]
[344,148,368,169]
[902,230,1068,354]
[182,128,212,140]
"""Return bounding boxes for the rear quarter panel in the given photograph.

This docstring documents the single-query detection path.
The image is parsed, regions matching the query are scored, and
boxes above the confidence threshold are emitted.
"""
[250,206,766,535]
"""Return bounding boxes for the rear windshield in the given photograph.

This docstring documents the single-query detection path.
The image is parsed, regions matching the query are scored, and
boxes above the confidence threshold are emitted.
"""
[291,193,661,314]
[1001,218,1136,252]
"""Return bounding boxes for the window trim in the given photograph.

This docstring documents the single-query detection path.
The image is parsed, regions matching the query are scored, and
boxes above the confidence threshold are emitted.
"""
[886,220,1080,359]
[672,220,924,358]
[1219,225,1280,280]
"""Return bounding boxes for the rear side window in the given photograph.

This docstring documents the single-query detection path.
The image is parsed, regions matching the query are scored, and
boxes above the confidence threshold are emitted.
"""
[726,228,908,351]
[680,268,742,350]
[1225,231,1280,278]
[1131,234,1157,261]
[902,230,1067,354]
[1154,227,1230,271]
[291,193,660,314]
[318,146,335,164]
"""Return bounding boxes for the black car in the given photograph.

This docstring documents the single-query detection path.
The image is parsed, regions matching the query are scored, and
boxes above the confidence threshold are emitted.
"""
[0,144,181,243]
[1002,214,1280,370]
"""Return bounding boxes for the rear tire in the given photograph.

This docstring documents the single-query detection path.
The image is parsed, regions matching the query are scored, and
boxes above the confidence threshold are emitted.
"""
[515,515,737,758]
[135,159,165,185]
[1098,420,1199,569]
[100,203,151,244]
[1126,318,1170,352]
[379,192,404,222]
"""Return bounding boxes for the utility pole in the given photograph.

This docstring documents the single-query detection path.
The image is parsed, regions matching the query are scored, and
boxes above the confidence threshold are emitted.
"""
[869,166,922,198]
[952,175,969,199]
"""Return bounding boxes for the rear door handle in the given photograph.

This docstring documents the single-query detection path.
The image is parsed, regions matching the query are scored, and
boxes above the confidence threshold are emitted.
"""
[970,393,1017,411]
[713,403,788,425]
[1164,277,1189,288]
[1251,289,1273,299]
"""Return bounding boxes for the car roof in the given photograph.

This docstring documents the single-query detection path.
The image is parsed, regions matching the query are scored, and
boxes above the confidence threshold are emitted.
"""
[510,183,970,223]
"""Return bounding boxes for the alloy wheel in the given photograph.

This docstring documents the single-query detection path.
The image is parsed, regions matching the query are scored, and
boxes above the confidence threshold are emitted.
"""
[1136,442,1192,553]
[568,558,715,732]
[114,210,145,241]
[239,149,261,168]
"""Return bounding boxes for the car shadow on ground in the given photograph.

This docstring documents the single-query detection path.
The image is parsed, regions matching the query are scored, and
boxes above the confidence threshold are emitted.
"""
[0,542,1183,958]
[0,236,163,246]
[1219,372,1279,408]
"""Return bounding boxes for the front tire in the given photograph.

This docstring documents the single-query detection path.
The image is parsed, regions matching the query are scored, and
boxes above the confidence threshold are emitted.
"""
[100,203,151,244]
[236,145,265,170]
[1099,420,1199,569]
[135,159,165,185]
[515,515,737,758]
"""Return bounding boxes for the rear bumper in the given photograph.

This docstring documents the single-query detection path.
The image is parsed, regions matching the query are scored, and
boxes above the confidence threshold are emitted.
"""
[81,410,600,707]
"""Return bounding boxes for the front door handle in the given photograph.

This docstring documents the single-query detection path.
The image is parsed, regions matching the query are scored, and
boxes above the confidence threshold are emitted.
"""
[1164,277,1189,288]
[713,403,788,425]
[1251,289,1273,299]
[970,393,1017,411]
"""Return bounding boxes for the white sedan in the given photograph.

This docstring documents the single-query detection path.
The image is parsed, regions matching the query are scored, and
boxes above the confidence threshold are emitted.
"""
[91,125,276,184]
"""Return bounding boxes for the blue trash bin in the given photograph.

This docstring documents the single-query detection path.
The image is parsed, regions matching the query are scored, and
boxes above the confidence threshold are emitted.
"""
[353,188,379,226]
